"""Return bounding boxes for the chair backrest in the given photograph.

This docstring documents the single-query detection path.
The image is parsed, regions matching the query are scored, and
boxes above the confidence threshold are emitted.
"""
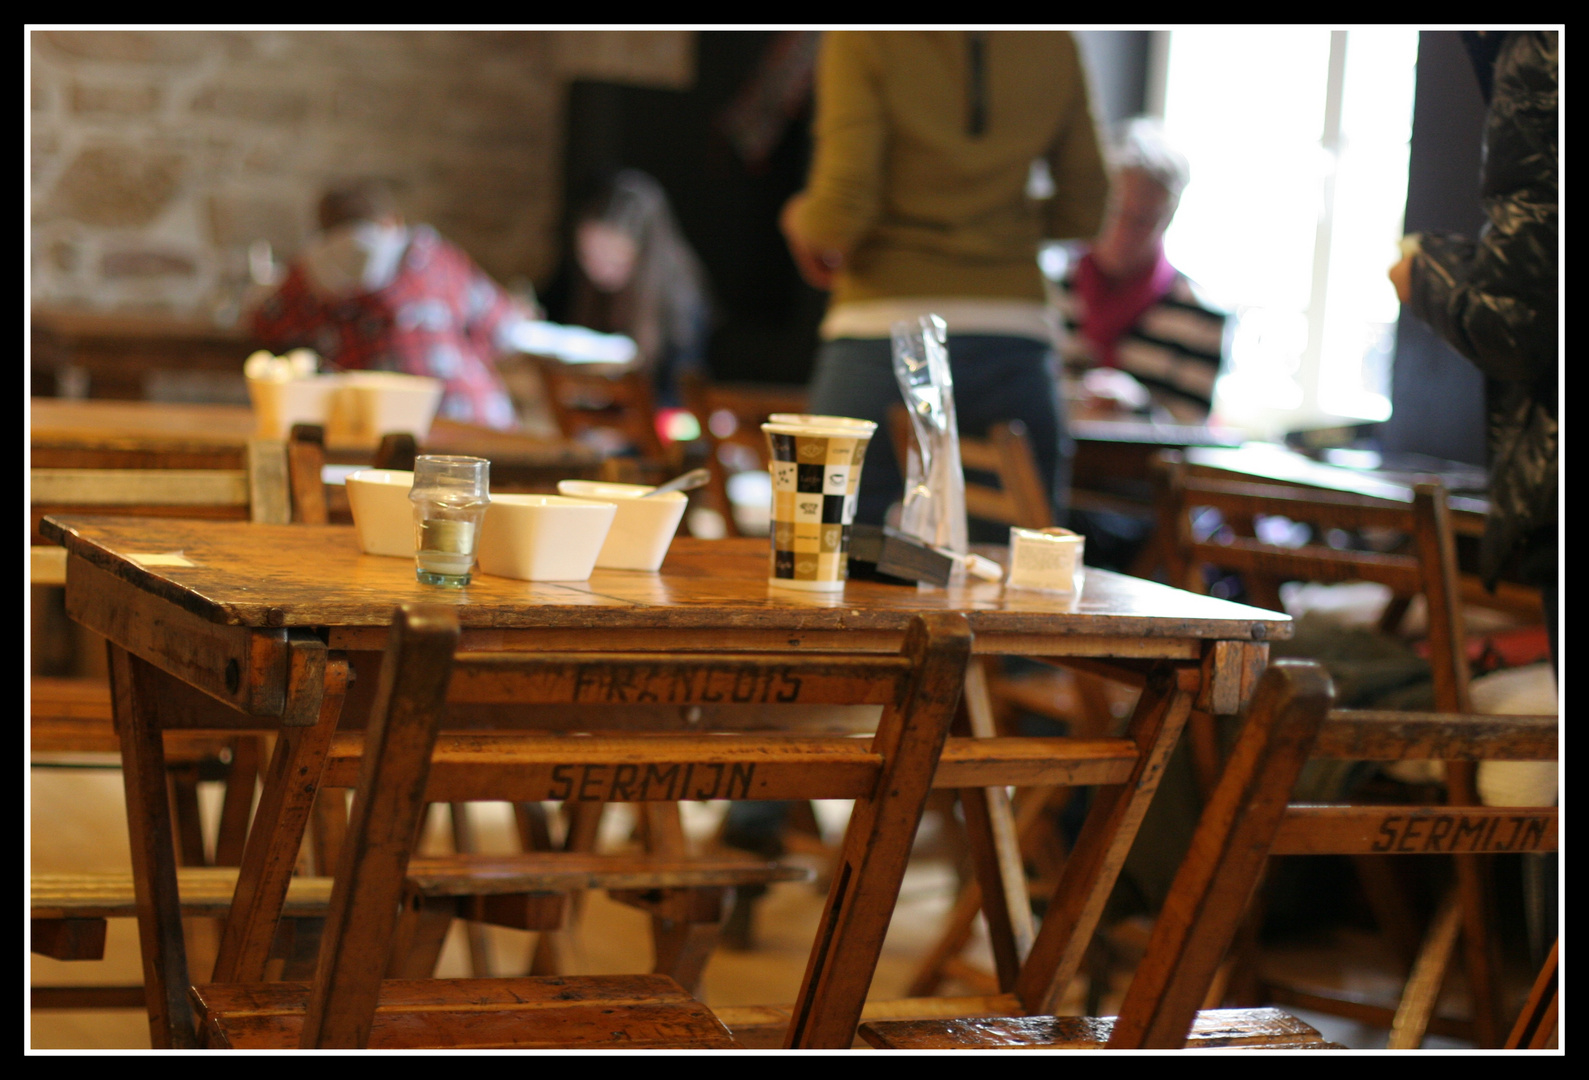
[297,604,974,1048]
[1158,458,1470,714]
[679,372,808,537]
[31,427,330,560]
[532,356,672,471]
[886,403,1054,533]
[1270,707,1558,860]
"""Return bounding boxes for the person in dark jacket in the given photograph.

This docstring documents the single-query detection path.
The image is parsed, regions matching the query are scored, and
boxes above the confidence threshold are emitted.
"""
[1389,29,1558,675]
[1389,28,1558,976]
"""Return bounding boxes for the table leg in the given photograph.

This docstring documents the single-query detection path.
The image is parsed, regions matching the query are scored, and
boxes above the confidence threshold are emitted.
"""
[1015,661,1199,1015]
[210,649,347,984]
[951,659,1034,990]
[108,644,197,1049]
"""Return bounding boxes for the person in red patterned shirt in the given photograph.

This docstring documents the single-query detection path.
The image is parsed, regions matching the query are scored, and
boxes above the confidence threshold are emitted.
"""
[251,180,533,430]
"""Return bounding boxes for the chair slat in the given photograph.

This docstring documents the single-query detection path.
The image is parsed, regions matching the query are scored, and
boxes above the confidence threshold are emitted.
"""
[1187,537,1424,593]
[317,733,1143,799]
[1271,806,1556,856]
[862,1006,1330,1050]
[1313,710,1558,761]
[31,468,251,507]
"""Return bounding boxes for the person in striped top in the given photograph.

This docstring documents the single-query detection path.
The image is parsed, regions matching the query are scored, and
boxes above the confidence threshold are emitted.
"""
[1048,118,1230,425]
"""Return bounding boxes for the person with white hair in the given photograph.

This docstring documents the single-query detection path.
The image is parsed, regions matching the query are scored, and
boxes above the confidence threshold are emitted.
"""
[1049,117,1231,425]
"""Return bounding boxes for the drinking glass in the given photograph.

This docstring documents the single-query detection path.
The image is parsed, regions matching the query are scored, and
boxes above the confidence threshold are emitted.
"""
[409,455,490,587]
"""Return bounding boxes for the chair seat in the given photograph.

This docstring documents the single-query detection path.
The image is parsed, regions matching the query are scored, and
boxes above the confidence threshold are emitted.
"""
[191,974,742,1049]
[858,1006,1336,1049]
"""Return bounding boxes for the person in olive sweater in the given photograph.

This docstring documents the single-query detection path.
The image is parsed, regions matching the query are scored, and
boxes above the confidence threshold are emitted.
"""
[723,32,1107,951]
[779,30,1109,530]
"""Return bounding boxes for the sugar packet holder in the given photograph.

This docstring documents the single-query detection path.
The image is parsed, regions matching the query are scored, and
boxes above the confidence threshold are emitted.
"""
[1006,526,1085,594]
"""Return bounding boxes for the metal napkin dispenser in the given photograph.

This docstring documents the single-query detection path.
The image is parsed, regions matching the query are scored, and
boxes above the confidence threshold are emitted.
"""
[846,524,955,587]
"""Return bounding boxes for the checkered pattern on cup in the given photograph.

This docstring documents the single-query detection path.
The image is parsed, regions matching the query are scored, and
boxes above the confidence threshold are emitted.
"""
[762,416,876,590]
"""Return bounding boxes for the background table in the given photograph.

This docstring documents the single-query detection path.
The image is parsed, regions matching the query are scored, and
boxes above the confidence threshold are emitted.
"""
[42,517,1291,1047]
[31,307,263,402]
[30,398,602,497]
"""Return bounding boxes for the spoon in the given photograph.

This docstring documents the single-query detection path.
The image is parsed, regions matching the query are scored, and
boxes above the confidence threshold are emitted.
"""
[642,467,711,498]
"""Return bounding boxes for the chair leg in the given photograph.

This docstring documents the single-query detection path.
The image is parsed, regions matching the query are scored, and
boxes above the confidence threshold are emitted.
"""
[213,736,263,868]
[386,894,457,979]
[1387,888,1463,1049]
[1453,852,1502,1047]
[448,802,494,978]
[168,765,208,866]
[1504,938,1558,1050]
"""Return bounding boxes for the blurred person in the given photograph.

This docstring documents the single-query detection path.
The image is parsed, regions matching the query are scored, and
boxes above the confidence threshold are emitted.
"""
[1049,117,1230,425]
[564,169,713,411]
[251,179,531,430]
[1389,28,1556,974]
[779,30,1109,533]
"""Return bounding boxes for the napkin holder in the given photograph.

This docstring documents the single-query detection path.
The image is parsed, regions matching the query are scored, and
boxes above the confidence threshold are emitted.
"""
[847,524,954,587]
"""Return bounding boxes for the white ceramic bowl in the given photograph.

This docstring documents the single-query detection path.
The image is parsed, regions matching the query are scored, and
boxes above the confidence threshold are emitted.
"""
[475,494,617,582]
[556,480,688,572]
[248,374,343,439]
[328,372,445,447]
[345,469,416,558]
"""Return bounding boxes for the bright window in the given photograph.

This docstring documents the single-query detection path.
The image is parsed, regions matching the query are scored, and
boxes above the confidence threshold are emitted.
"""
[1154,29,1419,440]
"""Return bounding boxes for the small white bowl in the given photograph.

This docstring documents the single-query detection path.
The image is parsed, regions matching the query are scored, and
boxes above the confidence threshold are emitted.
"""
[556,480,688,572]
[345,469,416,558]
[327,372,445,447]
[249,374,343,439]
[476,494,617,582]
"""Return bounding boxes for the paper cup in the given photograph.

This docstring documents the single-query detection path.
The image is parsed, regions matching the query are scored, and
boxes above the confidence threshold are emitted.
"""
[1006,526,1085,594]
[761,415,876,591]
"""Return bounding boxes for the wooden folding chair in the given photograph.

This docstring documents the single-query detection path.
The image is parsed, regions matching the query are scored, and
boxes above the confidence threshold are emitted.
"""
[29,433,308,866]
[1258,708,1558,1049]
[1157,459,1528,1047]
[861,661,1341,1049]
[679,371,807,537]
[190,604,975,1049]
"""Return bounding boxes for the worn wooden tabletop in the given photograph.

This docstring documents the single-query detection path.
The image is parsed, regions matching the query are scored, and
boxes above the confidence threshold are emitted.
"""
[43,517,1290,654]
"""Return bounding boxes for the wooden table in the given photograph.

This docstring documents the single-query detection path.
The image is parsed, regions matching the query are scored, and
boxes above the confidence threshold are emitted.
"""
[1180,442,1490,536]
[1070,416,1244,519]
[29,398,602,496]
[41,516,1291,1048]
[31,307,264,401]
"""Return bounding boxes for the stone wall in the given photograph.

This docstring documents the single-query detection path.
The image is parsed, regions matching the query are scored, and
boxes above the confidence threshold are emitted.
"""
[29,29,695,322]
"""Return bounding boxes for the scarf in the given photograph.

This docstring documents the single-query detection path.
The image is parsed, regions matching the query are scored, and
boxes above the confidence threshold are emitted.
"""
[1073,245,1178,369]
